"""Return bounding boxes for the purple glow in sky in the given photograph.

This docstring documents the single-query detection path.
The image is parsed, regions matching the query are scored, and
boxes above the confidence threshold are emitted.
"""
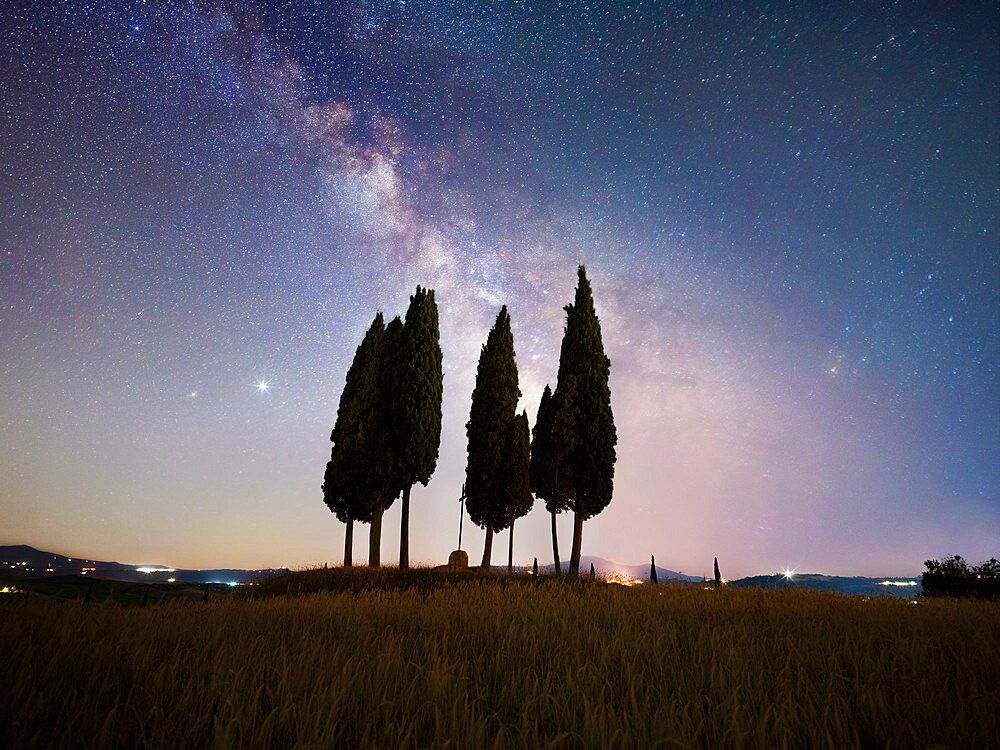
[1,1,997,576]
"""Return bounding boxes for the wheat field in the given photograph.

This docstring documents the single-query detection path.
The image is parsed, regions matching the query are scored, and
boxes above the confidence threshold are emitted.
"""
[2,573,997,749]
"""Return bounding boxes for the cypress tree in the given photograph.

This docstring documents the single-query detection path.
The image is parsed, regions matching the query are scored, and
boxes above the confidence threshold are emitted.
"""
[322,313,384,566]
[530,384,576,576]
[714,557,722,588]
[502,411,533,572]
[650,555,658,585]
[552,266,617,576]
[393,287,444,570]
[369,315,405,567]
[465,306,521,569]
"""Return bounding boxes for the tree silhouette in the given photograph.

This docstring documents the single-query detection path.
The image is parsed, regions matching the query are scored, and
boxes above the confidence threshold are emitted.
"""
[322,313,384,566]
[391,286,444,570]
[502,411,533,571]
[923,555,1000,599]
[531,384,577,576]
[552,266,617,576]
[368,315,404,567]
[465,306,521,569]
[714,557,722,588]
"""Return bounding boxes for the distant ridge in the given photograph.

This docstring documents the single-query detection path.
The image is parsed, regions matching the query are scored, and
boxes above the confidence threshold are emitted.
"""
[495,555,921,597]
[727,572,922,598]
[0,544,288,584]
[2,545,921,596]
[531,555,704,582]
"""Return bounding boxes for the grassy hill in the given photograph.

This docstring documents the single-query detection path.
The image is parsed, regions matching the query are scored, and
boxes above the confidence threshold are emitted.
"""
[2,566,996,748]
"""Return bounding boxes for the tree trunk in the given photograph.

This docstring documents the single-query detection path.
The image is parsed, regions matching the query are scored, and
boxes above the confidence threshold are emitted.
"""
[550,509,561,576]
[369,505,383,567]
[568,510,584,577]
[344,517,353,567]
[481,523,493,569]
[508,520,514,572]
[399,484,411,570]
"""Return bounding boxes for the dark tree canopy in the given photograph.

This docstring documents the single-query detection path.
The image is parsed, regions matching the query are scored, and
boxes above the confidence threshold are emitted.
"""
[922,555,1000,599]
[553,266,617,520]
[322,286,443,569]
[529,385,556,500]
[530,382,577,514]
[322,313,385,525]
[465,306,521,533]
[497,411,533,530]
[372,315,406,509]
[393,286,444,488]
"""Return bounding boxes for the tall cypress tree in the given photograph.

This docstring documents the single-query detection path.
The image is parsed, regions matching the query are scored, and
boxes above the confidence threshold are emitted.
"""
[322,313,384,566]
[465,306,521,569]
[502,411,533,571]
[393,286,444,570]
[368,315,405,567]
[530,384,576,575]
[552,266,617,576]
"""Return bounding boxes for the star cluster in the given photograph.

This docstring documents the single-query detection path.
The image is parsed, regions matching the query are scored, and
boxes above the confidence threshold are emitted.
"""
[1,1,996,575]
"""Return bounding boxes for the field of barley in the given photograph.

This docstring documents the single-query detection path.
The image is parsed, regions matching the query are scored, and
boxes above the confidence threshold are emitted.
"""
[2,570,997,749]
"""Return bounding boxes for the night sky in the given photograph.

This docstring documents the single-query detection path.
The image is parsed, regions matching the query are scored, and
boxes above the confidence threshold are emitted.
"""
[2,1,997,576]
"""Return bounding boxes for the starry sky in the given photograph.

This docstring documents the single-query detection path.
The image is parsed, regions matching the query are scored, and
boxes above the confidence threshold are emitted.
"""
[1,1,997,576]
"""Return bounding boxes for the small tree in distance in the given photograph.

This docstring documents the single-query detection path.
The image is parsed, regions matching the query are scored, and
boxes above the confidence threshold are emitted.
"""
[923,555,1000,599]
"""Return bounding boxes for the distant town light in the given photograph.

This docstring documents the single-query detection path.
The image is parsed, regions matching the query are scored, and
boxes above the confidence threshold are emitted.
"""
[605,576,644,587]
[782,569,795,580]
[878,580,918,587]
[136,567,176,573]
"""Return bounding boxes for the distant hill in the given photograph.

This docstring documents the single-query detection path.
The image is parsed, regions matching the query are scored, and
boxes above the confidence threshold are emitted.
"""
[727,572,922,599]
[0,545,287,584]
[517,557,921,597]
[495,554,704,582]
[2,545,921,596]
[531,555,704,583]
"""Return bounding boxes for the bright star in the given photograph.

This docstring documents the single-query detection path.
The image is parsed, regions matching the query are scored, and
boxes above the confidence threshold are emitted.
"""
[256,380,270,393]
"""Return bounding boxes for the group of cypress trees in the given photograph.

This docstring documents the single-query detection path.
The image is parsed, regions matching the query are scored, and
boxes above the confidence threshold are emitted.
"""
[321,286,443,569]
[323,267,616,577]
[529,266,617,576]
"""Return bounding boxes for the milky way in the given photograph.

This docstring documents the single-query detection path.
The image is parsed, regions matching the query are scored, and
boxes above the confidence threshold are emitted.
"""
[1,1,997,575]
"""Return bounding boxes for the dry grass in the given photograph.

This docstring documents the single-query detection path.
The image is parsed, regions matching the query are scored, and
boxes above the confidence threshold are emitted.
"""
[2,571,997,749]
